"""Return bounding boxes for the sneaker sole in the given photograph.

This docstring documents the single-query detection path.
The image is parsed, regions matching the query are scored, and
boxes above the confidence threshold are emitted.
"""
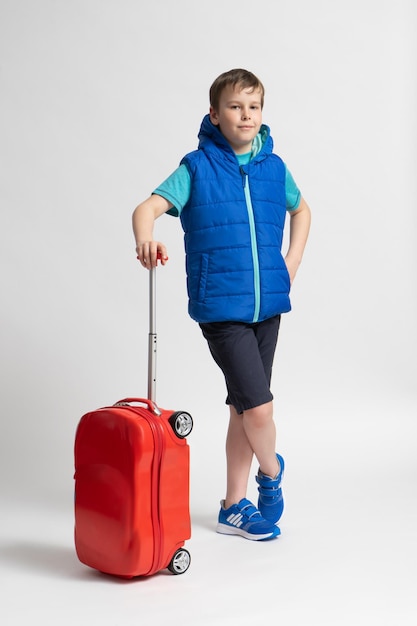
[216,523,280,541]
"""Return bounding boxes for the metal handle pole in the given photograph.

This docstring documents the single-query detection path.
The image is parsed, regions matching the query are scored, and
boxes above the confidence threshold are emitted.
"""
[147,265,157,402]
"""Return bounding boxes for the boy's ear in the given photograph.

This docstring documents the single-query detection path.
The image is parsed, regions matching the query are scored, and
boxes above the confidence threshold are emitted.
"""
[209,106,219,125]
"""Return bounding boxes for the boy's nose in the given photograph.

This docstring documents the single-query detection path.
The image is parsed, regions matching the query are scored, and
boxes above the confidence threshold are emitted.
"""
[241,109,251,120]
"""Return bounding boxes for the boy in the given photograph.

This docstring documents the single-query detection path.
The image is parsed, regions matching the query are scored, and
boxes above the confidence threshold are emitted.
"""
[132,69,311,541]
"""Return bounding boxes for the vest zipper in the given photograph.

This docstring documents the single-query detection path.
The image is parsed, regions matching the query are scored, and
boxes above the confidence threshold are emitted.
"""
[240,167,260,323]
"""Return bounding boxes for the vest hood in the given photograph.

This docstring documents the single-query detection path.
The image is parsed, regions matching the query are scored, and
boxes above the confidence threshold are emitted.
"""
[197,114,273,162]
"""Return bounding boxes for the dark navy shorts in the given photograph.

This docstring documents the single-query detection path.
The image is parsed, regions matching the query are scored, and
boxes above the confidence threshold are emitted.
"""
[199,315,281,414]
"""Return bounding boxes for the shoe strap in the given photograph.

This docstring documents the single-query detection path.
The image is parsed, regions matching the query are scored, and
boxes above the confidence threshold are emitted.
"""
[238,500,263,520]
[256,475,281,489]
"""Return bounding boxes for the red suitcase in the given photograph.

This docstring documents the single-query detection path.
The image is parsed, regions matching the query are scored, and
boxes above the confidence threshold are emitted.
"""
[74,259,193,577]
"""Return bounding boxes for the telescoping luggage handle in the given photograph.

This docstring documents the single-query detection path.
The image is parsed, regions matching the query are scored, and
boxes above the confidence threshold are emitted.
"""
[148,252,165,405]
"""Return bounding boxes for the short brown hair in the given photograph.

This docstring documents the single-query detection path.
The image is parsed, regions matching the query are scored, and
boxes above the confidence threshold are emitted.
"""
[209,68,265,111]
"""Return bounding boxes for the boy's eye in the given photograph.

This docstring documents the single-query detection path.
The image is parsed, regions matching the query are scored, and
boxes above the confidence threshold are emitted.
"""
[229,104,260,110]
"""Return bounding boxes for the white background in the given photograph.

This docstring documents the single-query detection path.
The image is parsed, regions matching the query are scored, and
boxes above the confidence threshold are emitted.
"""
[1,1,416,624]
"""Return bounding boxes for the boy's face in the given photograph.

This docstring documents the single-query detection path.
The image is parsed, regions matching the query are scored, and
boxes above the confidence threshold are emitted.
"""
[210,84,263,154]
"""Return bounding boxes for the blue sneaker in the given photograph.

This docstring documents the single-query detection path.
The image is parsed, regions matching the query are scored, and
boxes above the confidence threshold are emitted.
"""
[256,453,285,524]
[216,498,280,541]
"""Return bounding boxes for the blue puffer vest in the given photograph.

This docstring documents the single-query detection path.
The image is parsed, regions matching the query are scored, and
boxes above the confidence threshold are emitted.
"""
[180,114,291,324]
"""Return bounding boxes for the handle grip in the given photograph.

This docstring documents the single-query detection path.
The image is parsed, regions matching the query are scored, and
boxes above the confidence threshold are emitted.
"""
[113,397,161,416]
[136,251,168,264]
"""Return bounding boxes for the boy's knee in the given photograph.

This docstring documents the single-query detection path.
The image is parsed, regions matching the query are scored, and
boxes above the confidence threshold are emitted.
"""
[244,402,273,427]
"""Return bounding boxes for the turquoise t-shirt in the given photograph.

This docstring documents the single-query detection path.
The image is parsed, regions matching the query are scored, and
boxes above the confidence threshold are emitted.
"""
[154,150,301,217]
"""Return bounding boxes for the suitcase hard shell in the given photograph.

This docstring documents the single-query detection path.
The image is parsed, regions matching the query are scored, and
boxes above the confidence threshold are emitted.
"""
[74,256,192,577]
[74,398,192,577]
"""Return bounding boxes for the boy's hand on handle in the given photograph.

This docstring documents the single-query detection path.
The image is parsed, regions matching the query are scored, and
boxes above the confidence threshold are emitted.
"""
[136,241,169,269]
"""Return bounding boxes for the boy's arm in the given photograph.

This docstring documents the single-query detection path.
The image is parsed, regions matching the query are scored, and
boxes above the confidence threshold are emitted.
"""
[132,194,172,269]
[285,196,311,284]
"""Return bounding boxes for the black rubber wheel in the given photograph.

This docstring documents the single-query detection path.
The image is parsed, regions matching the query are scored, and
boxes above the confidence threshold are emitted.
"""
[169,411,193,438]
[167,548,191,575]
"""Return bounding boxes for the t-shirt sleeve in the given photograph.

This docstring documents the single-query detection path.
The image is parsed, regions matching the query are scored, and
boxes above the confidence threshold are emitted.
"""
[284,165,302,211]
[152,164,191,217]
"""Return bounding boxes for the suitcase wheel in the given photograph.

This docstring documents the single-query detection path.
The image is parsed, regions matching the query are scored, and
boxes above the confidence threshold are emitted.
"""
[167,548,191,575]
[169,411,193,438]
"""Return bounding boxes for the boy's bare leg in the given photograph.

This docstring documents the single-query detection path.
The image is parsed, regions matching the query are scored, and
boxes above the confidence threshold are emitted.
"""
[224,406,253,509]
[225,402,280,509]
[243,401,280,479]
